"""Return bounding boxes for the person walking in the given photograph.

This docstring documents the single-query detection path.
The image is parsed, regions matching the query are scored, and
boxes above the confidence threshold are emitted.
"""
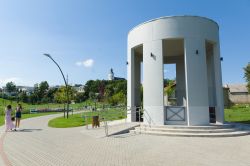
[15,104,22,129]
[5,105,15,132]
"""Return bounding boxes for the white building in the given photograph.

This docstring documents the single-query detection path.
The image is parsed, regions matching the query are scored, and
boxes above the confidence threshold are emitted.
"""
[108,68,125,81]
[127,16,224,126]
[73,85,85,93]
[108,68,115,80]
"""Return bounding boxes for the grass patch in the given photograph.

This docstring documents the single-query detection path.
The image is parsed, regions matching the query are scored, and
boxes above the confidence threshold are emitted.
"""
[225,104,250,124]
[48,109,126,128]
[0,112,60,126]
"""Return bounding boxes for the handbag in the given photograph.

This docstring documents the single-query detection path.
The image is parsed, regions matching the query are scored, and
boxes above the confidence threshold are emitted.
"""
[11,116,15,121]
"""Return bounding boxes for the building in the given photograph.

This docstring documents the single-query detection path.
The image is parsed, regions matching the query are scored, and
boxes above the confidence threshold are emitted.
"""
[1,85,34,96]
[73,84,85,93]
[108,68,125,81]
[108,68,115,80]
[224,84,250,105]
[127,16,224,126]
[16,86,34,92]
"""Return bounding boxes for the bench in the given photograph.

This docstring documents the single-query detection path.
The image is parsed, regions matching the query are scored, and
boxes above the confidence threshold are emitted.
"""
[30,109,38,114]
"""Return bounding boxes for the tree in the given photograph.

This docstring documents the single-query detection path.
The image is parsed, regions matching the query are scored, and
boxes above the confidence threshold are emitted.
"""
[109,91,126,106]
[244,63,250,93]
[6,82,16,93]
[31,81,50,103]
[38,81,49,99]
[46,88,58,103]
[82,79,127,105]
[54,86,76,103]
[75,92,87,103]
[18,91,28,103]
[29,93,39,104]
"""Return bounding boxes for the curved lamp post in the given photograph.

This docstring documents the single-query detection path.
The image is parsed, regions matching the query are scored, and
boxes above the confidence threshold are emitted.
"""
[43,53,69,118]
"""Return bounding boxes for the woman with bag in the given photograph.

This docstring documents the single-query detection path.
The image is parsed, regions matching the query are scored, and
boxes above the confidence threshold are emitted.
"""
[5,105,15,132]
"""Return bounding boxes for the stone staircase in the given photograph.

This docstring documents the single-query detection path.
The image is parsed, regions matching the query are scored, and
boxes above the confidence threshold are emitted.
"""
[130,124,250,137]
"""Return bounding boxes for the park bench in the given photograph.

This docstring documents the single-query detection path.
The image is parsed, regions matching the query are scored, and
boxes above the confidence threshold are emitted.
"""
[30,109,38,114]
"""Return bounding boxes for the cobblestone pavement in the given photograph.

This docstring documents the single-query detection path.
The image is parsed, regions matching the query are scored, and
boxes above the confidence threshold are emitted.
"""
[1,114,250,166]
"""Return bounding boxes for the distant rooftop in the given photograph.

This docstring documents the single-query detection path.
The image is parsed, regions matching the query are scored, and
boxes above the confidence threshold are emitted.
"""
[224,83,248,93]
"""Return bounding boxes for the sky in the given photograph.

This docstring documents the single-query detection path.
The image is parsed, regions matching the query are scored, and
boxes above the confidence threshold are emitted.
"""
[0,0,249,87]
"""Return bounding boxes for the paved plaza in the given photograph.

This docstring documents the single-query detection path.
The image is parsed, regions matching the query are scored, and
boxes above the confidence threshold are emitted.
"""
[1,114,250,166]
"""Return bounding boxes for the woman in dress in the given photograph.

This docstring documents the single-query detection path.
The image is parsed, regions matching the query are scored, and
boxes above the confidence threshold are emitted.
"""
[5,105,15,132]
[15,104,22,129]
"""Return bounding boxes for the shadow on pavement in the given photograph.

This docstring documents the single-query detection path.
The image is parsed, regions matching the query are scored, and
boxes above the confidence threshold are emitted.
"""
[16,129,42,132]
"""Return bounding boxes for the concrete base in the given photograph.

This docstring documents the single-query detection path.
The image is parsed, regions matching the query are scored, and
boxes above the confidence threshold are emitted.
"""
[130,124,250,137]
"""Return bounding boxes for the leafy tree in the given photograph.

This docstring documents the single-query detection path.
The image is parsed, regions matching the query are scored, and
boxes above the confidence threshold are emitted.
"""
[46,88,58,103]
[38,81,49,99]
[75,92,87,103]
[104,84,114,101]
[31,81,50,103]
[110,91,126,105]
[18,91,28,103]
[6,82,16,93]
[82,79,127,105]
[84,80,100,95]
[54,86,76,103]
[89,92,96,100]
[244,63,250,93]
[29,93,39,104]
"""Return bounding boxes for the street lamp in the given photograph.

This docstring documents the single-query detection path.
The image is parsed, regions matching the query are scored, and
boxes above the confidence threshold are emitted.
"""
[43,53,70,118]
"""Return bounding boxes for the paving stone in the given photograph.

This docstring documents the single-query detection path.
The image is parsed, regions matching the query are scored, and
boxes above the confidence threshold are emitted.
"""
[1,113,250,166]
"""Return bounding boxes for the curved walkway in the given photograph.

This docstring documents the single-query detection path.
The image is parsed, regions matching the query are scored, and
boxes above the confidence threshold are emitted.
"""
[1,114,250,166]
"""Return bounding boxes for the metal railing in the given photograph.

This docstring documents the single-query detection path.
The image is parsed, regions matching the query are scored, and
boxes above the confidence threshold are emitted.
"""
[82,106,127,136]
[165,106,185,121]
[81,106,155,136]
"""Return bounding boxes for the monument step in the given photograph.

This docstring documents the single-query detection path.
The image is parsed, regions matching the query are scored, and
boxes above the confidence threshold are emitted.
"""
[130,129,250,137]
[141,124,235,130]
[135,127,238,133]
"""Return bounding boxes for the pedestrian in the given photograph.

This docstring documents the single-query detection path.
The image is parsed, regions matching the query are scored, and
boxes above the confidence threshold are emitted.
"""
[15,104,22,129]
[5,105,15,132]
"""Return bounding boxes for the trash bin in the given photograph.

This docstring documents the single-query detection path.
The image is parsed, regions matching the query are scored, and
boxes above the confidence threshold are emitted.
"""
[209,107,216,123]
[92,116,100,128]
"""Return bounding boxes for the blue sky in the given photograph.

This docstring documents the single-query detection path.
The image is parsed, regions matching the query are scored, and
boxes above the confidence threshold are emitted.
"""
[0,0,249,87]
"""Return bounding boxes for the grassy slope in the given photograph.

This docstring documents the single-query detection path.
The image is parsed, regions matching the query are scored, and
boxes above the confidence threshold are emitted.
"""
[48,109,126,128]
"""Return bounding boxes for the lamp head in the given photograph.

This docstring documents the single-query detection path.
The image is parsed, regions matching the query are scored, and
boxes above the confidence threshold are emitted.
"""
[43,53,51,58]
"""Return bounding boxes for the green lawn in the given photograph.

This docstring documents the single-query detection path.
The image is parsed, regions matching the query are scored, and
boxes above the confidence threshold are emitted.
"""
[49,105,250,128]
[0,112,60,126]
[225,104,250,124]
[48,108,126,128]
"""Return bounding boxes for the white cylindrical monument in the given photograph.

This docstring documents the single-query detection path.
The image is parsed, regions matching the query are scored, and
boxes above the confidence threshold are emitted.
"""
[127,16,224,126]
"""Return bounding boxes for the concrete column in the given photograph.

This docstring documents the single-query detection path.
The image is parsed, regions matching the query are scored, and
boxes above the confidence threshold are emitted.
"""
[143,40,164,125]
[184,38,209,126]
[176,58,186,106]
[213,42,224,124]
[127,48,136,122]
[206,48,216,106]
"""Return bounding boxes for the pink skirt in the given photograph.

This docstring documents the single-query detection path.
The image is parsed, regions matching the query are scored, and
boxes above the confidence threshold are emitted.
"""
[5,116,15,131]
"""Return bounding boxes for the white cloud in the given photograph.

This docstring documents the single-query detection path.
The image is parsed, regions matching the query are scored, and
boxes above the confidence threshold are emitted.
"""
[75,59,94,68]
